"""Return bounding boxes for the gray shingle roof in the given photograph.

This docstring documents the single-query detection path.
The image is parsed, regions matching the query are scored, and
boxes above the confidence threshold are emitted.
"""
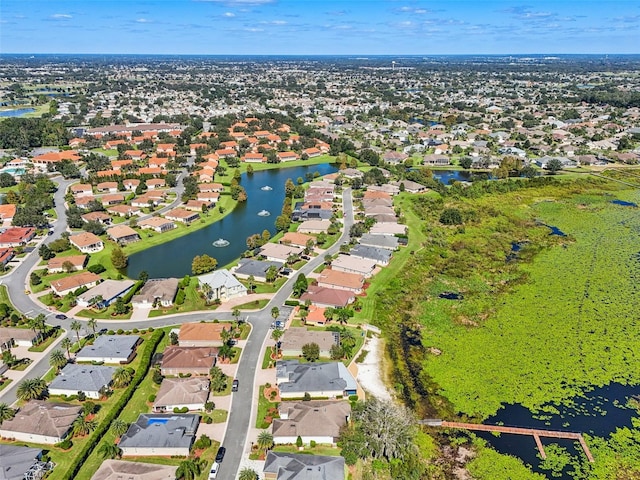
[358,234,399,250]
[49,364,116,393]
[276,360,357,395]
[263,452,345,480]
[0,445,42,480]
[118,414,200,449]
[76,335,140,361]
[235,259,283,278]
[349,245,392,264]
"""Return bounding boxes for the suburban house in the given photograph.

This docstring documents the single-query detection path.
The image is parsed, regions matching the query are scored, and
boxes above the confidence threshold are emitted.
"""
[369,223,407,236]
[279,232,315,249]
[164,208,200,224]
[263,452,345,480]
[233,259,283,283]
[50,272,101,297]
[131,278,179,309]
[330,255,377,278]
[297,220,331,234]
[69,232,104,253]
[0,445,44,480]
[178,323,231,347]
[137,217,176,233]
[107,204,141,217]
[118,413,200,457]
[280,328,339,358]
[272,400,351,445]
[76,335,141,364]
[153,377,210,413]
[196,192,219,204]
[197,269,247,302]
[0,247,14,268]
[362,205,395,217]
[70,183,93,197]
[277,151,298,162]
[122,179,140,191]
[90,460,177,480]
[160,346,218,376]
[0,400,82,444]
[349,245,392,266]
[0,227,36,248]
[107,225,140,245]
[46,254,87,274]
[0,327,41,350]
[275,360,358,399]
[100,194,126,207]
[49,364,116,399]
[390,180,427,193]
[0,204,16,224]
[76,279,135,308]
[96,182,118,193]
[260,243,303,263]
[300,286,355,308]
[82,211,112,225]
[146,179,166,189]
[358,233,399,251]
[303,305,329,326]
[317,269,365,294]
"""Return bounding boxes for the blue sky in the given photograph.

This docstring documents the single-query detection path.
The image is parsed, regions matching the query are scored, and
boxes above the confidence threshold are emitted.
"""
[1,0,638,55]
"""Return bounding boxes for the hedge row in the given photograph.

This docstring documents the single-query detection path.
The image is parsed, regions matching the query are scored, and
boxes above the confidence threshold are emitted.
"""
[121,280,144,304]
[62,329,165,480]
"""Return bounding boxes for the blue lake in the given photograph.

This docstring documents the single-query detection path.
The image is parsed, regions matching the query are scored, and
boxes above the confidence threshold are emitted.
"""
[127,163,337,279]
[0,108,35,117]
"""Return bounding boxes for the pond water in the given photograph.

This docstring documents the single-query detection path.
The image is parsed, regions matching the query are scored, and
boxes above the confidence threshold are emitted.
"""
[126,163,337,279]
[475,383,640,479]
[547,225,567,236]
[431,170,475,184]
[0,108,35,117]
[439,292,463,300]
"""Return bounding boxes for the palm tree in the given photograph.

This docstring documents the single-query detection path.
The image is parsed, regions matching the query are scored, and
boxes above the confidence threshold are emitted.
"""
[87,318,98,337]
[49,349,67,373]
[61,338,73,360]
[299,308,309,325]
[73,416,98,436]
[220,327,231,345]
[336,307,351,326]
[257,430,274,455]
[247,275,256,293]
[98,442,122,459]
[0,403,16,422]
[175,458,202,480]
[232,308,241,323]
[70,320,82,344]
[33,313,47,336]
[112,367,134,388]
[271,328,284,355]
[110,419,129,437]
[17,378,48,401]
[239,468,260,480]
[270,307,280,320]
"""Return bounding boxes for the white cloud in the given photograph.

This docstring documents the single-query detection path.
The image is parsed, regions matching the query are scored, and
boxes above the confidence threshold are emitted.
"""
[195,0,275,4]
[51,13,72,19]
[223,12,236,17]
[136,18,152,23]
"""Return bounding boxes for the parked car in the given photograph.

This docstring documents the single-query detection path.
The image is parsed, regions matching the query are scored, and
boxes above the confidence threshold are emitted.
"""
[208,462,220,479]
[215,446,226,463]
[55,314,67,320]
[301,255,310,260]
[232,379,239,392]
[274,320,284,329]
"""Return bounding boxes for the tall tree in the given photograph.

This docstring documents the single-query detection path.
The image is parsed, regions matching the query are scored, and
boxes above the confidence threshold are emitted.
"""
[111,247,128,269]
[112,367,134,388]
[98,443,122,459]
[70,320,82,344]
[257,430,274,455]
[16,378,48,401]
[49,349,67,373]
[0,403,16,422]
[61,337,73,359]
[87,318,98,337]
[176,459,203,480]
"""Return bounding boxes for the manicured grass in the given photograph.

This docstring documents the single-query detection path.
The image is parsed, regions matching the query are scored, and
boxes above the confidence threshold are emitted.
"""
[256,385,278,429]
[0,285,13,306]
[147,280,216,317]
[234,298,269,310]
[0,378,12,392]
[76,306,132,320]
[210,409,228,423]
[237,155,337,174]
[241,277,287,294]
[90,148,117,157]
[28,328,62,352]
[273,444,342,456]
[262,346,275,369]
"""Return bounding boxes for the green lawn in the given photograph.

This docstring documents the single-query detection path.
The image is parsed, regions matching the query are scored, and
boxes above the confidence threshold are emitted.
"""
[147,279,216,318]
[90,148,117,157]
[273,444,342,456]
[236,155,337,174]
[0,378,12,392]
[28,328,62,352]
[210,409,228,423]
[234,298,269,310]
[262,346,275,369]
[0,285,13,307]
[256,385,279,429]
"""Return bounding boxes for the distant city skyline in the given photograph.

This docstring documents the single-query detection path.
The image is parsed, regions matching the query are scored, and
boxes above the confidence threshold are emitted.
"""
[1,0,638,55]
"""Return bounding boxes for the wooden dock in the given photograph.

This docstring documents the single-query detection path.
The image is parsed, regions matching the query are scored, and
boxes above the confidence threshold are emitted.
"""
[439,421,595,462]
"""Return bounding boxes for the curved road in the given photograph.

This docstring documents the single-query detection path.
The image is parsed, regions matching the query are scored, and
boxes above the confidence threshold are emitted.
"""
[1,174,354,479]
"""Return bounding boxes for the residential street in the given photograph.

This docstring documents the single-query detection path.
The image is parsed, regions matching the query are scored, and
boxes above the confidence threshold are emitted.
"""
[0,177,353,480]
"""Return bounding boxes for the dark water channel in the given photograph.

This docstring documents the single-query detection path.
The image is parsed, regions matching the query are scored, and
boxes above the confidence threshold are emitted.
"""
[475,383,640,479]
[127,163,337,278]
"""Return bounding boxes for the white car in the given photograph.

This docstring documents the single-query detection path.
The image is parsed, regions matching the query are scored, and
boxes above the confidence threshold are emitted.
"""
[209,462,220,479]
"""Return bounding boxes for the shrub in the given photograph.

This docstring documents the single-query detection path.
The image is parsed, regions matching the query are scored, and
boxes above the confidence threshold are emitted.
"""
[148,394,156,403]
[107,330,115,335]
[205,416,213,424]
[284,300,299,307]
[87,264,106,274]
[175,289,186,305]
[204,401,215,412]
[348,395,359,402]
[310,440,317,448]
[132,328,139,334]
[194,434,212,450]
[77,391,86,401]
[296,436,303,448]
[116,329,124,335]
[56,439,73,450]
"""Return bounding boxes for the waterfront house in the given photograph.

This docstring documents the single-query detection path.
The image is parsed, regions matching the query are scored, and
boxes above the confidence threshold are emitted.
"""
[272,400,351,445]
[276,360,358,399]
[69,232,104,253]
[197,269,247,302]
[107,225,140,245]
